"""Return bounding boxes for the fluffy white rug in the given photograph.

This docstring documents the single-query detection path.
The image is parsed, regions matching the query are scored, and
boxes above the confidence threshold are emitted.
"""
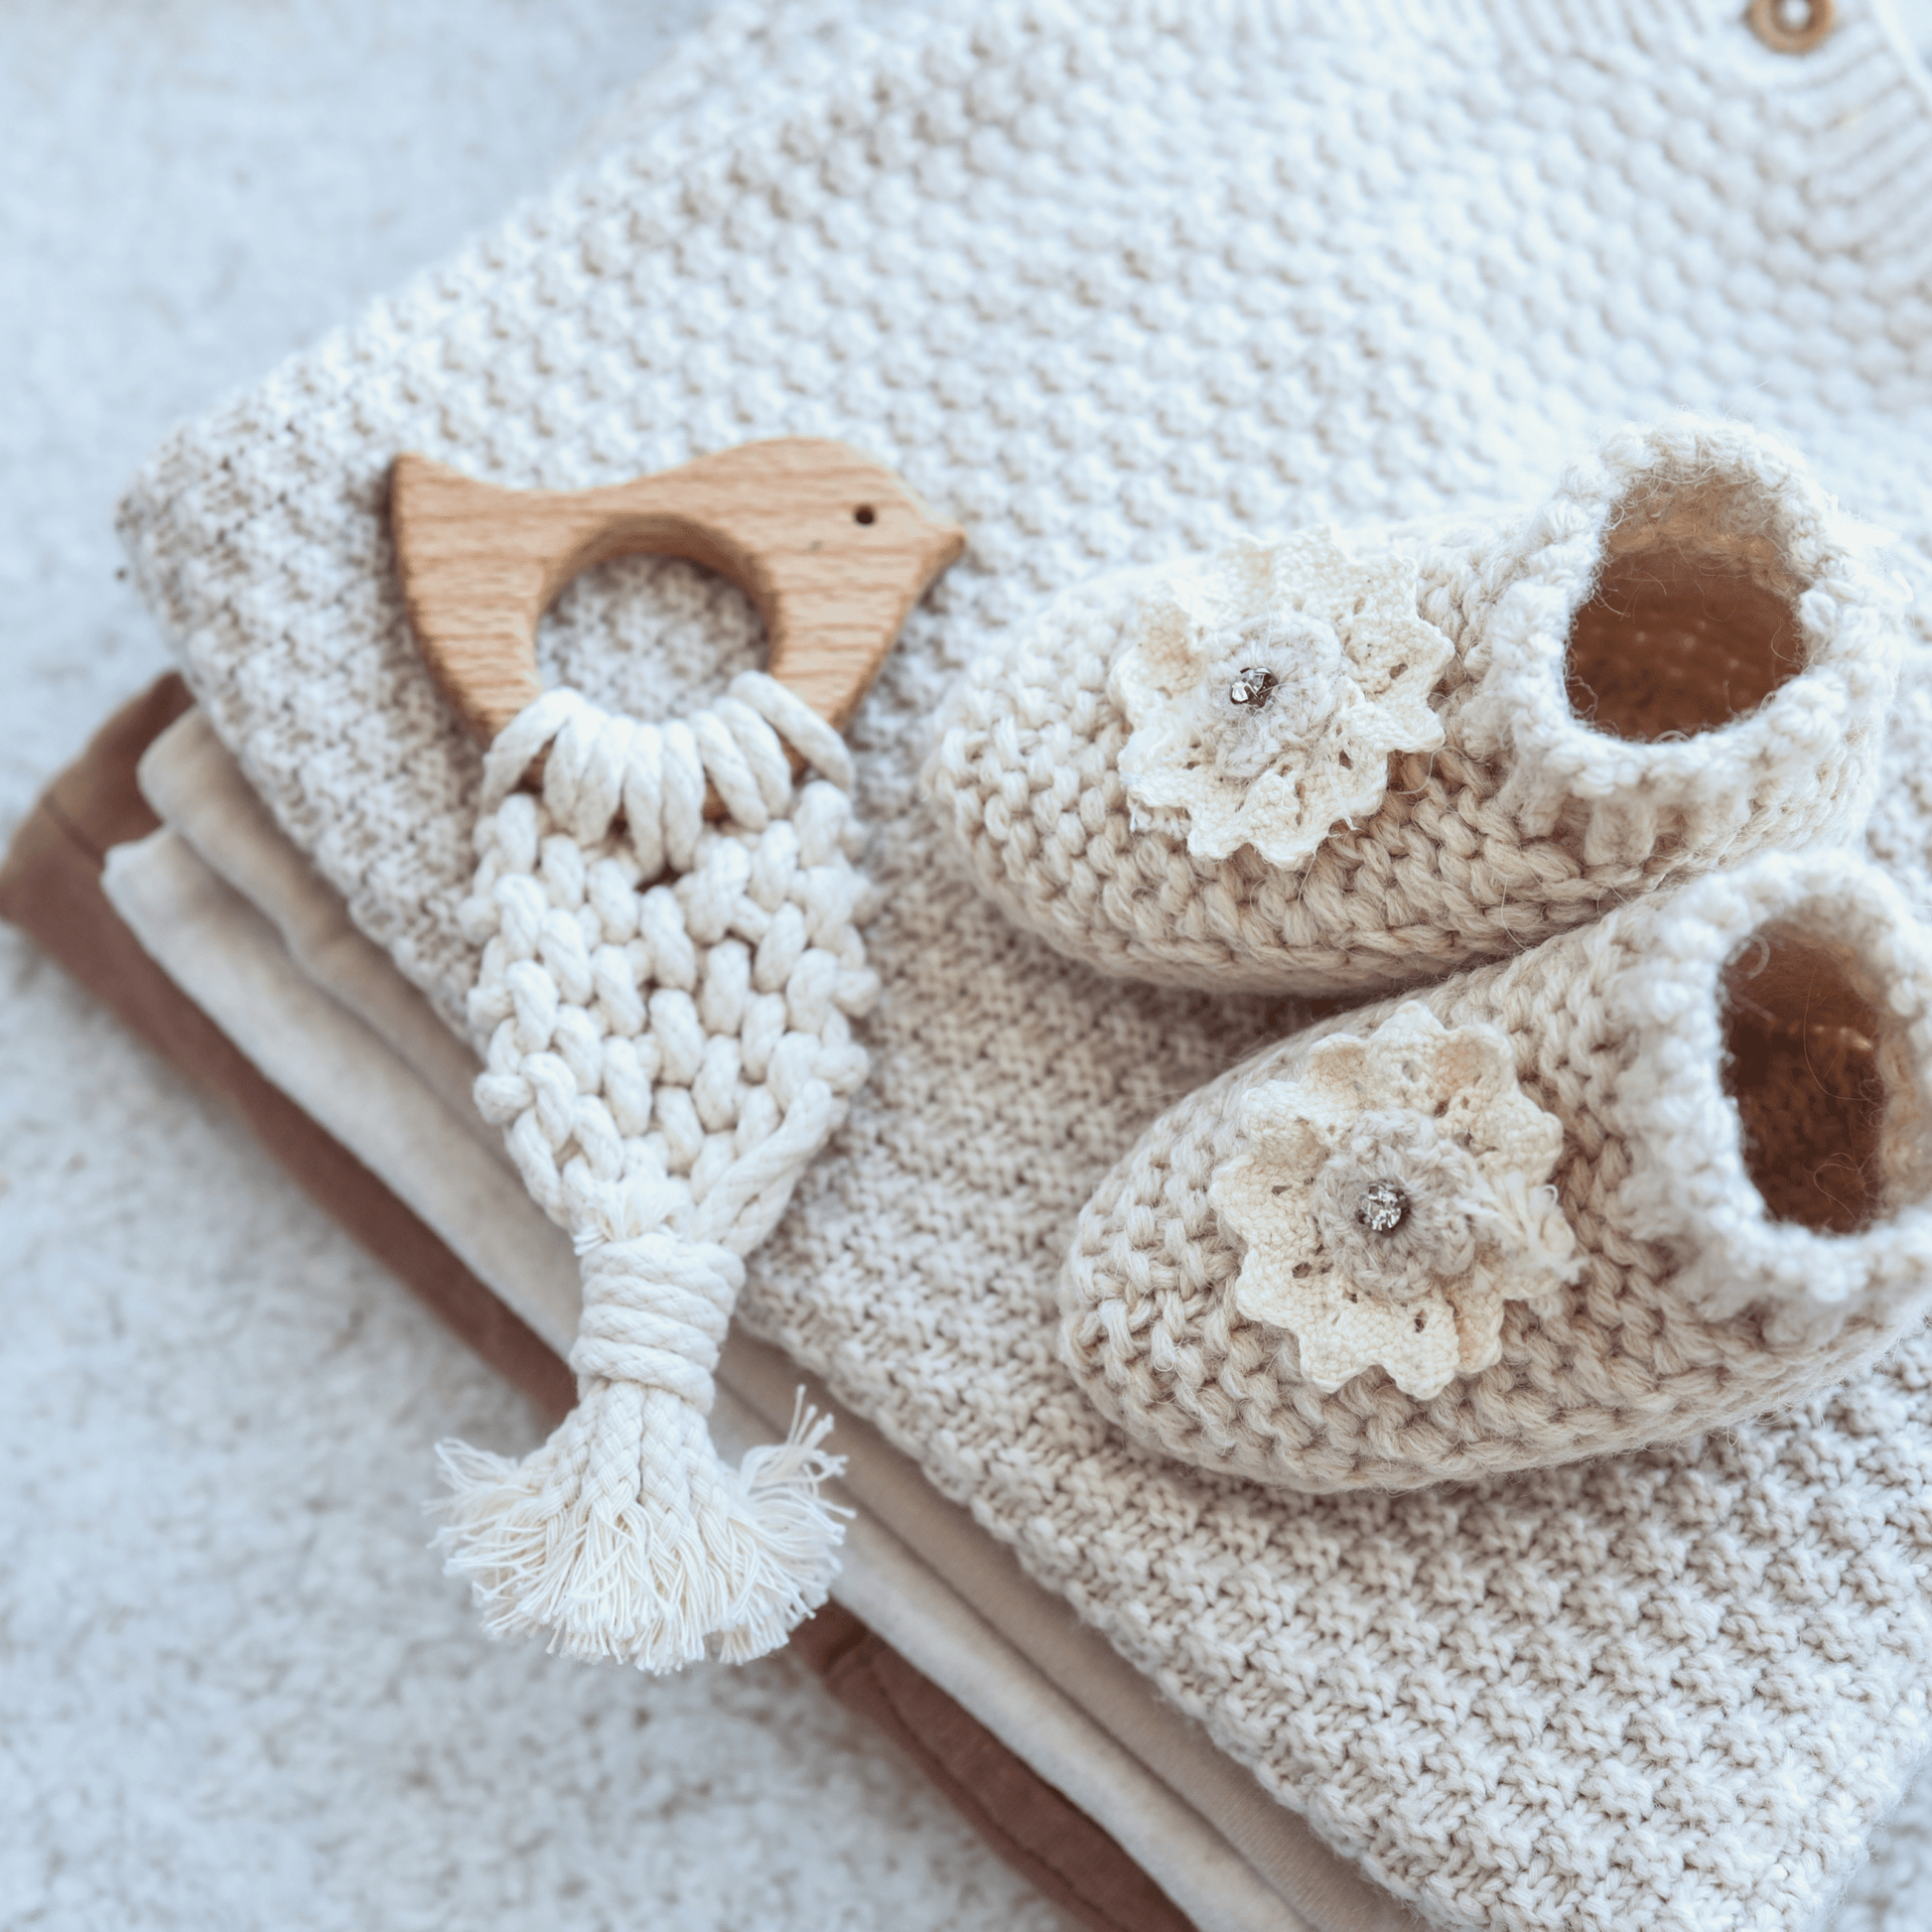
[4,2,1932,1927]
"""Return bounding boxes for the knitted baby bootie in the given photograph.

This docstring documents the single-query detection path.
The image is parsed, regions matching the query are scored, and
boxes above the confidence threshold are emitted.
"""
[928,418,1902,996]
[1059,849,1932,1491]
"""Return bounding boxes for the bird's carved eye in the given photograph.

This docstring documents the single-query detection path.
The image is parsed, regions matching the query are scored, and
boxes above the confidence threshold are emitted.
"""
[853,504,877,525]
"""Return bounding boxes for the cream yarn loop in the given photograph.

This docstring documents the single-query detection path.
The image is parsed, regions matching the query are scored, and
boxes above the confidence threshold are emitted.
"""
[438,669,872,1672]
[482,670,855,872]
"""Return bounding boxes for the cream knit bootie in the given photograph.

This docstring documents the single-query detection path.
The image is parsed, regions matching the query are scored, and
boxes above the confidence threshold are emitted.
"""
[928,418,1902,997]
[1059,849,1932,1492]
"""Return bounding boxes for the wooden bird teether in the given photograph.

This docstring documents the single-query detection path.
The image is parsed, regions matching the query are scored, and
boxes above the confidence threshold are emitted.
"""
[390,438,966,758]
[391,442,964,1675]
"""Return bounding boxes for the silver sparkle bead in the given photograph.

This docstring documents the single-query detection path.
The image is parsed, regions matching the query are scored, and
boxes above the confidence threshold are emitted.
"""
[1228,666,1278,709]
[1355,1179,1409,1234]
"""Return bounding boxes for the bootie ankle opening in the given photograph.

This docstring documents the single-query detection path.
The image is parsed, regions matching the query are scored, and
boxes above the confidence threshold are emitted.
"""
[1567,478,1806,744]
[1722,923,1887,1235]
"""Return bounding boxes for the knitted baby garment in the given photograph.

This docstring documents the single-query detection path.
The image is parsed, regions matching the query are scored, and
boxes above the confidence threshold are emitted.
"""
[116,4,1932,1928]
[925,416,1906,995]
[1061,851,1932,1490]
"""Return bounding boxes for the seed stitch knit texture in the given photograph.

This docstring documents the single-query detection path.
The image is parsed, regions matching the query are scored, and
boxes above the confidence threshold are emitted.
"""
[112,3,1932,1927]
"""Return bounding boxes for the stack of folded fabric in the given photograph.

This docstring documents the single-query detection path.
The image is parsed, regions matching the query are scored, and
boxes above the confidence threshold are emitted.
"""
[17,3,1932,1928]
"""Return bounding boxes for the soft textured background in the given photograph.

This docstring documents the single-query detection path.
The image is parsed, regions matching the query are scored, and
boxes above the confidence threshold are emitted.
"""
[6,3,1932,1928]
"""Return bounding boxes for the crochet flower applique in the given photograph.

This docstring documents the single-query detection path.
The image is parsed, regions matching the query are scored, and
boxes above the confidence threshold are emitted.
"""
[1209,1005,1581,1400]
[1110,531,1452,867]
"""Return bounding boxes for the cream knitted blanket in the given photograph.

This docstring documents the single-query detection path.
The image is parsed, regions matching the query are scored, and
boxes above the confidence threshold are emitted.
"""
[115,4,1932,1926]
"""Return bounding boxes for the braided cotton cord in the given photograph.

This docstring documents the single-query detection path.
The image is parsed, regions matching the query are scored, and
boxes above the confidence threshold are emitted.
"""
[437,670,876,1671]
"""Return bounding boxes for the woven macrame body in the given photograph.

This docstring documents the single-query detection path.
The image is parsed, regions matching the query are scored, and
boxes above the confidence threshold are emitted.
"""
[928,419,1901,997]
[1061,851,1932,1494]
[438,672,877,1669]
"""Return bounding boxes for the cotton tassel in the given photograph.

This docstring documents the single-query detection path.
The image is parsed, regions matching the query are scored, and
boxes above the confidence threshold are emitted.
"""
[436,1161,850,1671]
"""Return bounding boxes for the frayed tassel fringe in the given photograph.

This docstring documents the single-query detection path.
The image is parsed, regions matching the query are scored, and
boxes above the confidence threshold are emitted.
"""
[433,1386,848,1673]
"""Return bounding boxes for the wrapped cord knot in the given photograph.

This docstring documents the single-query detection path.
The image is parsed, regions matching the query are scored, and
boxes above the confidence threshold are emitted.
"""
[569,1233,744,1408]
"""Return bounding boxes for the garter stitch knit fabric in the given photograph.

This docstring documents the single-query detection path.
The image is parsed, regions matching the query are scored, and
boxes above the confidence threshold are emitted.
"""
[437,672,874,1669]
[1061,850,1932,1491]
[926,417,1904,994]
[112,2,1932,1926]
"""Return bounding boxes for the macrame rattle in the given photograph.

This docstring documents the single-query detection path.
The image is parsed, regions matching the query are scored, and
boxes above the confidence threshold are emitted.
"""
[391,440,964,1670]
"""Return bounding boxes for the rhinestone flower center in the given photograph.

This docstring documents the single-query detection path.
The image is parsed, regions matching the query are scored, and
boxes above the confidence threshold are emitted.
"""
[1228,666,1279,709]
[1354,1179,1409,1234]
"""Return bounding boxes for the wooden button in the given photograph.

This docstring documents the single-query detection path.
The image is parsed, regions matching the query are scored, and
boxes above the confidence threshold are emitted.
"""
[1747,0,1837,54]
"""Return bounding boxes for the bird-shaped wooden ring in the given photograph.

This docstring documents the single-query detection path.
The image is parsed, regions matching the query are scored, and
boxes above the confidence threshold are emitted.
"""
[390,438,966,810]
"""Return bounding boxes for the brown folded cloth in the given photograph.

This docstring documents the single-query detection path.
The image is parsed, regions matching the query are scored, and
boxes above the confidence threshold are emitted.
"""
[0,673,1195,1932]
